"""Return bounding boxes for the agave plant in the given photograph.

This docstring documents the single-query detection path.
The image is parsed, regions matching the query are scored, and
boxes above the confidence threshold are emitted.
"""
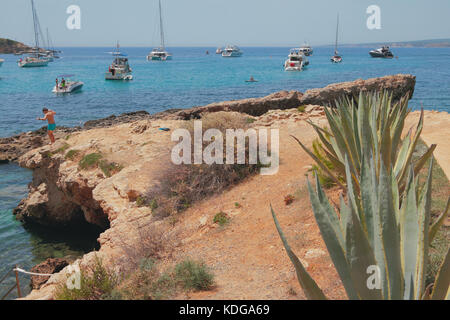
[293,91,436,192]
[272,154,450,300]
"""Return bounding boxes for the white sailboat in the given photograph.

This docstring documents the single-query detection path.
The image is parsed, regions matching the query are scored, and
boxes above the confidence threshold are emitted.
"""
[331,14,343,63]
[18,0,49,68]
[147,0,172,61]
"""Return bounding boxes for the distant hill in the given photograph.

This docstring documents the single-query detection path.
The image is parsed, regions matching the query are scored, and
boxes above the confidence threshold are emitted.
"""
[0,38,31,54]
[342,38,450,48]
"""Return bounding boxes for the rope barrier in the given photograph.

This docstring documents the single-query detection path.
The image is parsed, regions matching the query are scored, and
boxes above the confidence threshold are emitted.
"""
[13,267,53,277]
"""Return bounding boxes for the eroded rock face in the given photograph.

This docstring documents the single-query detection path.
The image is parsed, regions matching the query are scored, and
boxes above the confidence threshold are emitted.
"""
[30,258,71,290]
[15,146,109,228]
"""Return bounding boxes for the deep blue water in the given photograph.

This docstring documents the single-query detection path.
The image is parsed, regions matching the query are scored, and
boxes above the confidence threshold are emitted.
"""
[0,46,449,298]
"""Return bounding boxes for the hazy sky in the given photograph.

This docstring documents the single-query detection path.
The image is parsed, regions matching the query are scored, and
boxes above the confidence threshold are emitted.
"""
[1,0,450,47]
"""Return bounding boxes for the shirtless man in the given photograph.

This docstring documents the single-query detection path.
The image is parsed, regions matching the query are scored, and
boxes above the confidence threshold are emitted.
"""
[37,107,56,144]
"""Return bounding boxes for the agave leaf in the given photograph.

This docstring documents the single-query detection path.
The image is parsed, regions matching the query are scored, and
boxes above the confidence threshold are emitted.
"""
[430,247,450,300]
[378,159,404,299]
[345,202,383,300]
[415,158,433,299]
[398,109,425,187]
[306,178,359,300]
[429,198,450,243]
[360,152,376,246]
[393,129,413,179]
[400,166,419,299]
[270,206,327,300]
[291,135,345,190]
[413,144,437,178]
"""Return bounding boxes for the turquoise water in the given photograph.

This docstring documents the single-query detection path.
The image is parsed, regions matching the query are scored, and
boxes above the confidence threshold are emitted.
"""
[0,46,449,298]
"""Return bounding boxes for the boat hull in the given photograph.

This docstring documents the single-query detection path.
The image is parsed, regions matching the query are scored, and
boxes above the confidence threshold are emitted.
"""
[53,82,84,94]
[369,51,394,58]
[105,72,133,80]
[18,60,49,68]
[222,52,243,57]
[147,55,172,61]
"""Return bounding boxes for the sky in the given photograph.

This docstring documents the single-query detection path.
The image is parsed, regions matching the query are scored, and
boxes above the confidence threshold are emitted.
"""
[1,0,450,47]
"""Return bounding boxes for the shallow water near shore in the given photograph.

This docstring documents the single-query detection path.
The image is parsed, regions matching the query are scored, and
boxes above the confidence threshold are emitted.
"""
[0,46,449,298]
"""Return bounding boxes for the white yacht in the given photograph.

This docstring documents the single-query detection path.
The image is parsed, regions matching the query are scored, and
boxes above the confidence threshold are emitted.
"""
[299,43,313,56]
[19,0,49,68]
[222,45,243,57]
[147,0,172,61]
[369,46,394,58]
[53,75,84,94]
[284,48,309,71]
[105,44,133,80]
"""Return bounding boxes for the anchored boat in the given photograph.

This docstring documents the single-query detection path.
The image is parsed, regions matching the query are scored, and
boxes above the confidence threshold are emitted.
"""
[299,42,313,56]
[222,45,243,57]
[284,48,309,71]
[147,0,172,61]
[105,43,133,80]
[53,75,84,94]
[18,0,49,68]
[331,14,343,63]
[369,46,394,58]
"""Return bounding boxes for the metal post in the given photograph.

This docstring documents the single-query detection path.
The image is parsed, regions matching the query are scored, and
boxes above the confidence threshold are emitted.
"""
[14,265,21,298]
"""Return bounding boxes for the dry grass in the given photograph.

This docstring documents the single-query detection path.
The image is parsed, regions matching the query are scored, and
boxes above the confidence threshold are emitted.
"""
[143,112,262,219]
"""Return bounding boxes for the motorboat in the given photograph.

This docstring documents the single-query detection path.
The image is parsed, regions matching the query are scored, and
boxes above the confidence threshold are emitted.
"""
[299,43,313,56]
[330,14,343,63]
[105,43,133,80]
[19,1,49,68]
[369,46,394,58]
[222,45,243,57]
[216,47,223,54]
[53,75,84,93]
[146,0,172,61]
[284,48,309,71]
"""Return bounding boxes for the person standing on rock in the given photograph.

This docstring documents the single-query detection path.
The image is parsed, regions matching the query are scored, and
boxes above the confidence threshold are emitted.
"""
[37,107,56,145]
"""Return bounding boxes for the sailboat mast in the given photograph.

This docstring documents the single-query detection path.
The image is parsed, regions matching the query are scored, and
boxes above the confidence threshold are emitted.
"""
[159,0,165,50]
[31,0,39,50]
[335,14,339,54]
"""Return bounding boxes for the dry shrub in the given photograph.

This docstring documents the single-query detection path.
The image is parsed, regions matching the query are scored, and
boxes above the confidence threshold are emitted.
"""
[145,112,263,219]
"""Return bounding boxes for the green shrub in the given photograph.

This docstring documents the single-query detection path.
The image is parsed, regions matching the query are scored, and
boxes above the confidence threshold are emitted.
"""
[79,153,103,170]
[65,149,81,161]
[297,105,306,113]
[54,257,118,300]
[174,259,214,291]
[213,212,229,226]
[99,160,123,178]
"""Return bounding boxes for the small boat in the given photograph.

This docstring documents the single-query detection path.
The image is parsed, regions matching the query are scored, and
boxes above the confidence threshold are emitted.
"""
[245,76,258,83]
[18,0,49,68]
[284,48,309,71]
[53,75,84,94]
[146,0,172,61]
[299,42,313,56]
[222,45,243,58]
[105,44,133,80]
[330,14,343,63]
[216,47,223,54]
[369,46,394,58]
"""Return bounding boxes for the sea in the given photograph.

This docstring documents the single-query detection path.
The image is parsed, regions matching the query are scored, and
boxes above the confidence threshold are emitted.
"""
[0,46,449,298]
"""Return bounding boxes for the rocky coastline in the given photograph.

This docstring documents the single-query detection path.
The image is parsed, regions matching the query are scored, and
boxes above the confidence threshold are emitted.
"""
[3,74,439,300]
